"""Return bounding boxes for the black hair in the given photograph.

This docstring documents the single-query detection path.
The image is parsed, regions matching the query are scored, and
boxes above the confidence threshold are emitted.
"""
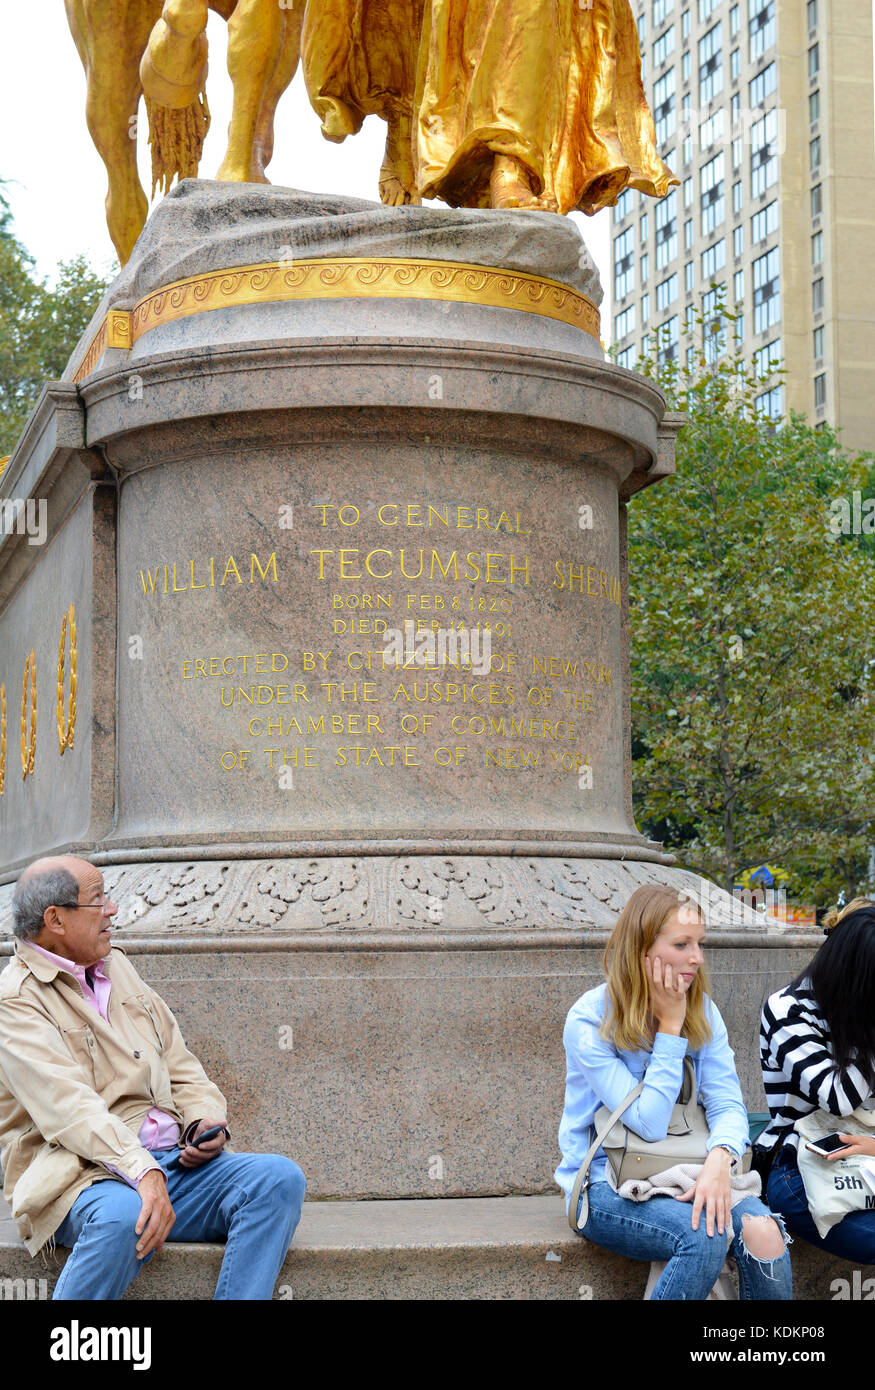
[791,906,875,1090]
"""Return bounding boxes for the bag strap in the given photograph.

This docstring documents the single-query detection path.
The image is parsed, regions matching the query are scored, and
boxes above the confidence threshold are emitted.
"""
[567,1058,700,1232]
[567,1080,644,1231]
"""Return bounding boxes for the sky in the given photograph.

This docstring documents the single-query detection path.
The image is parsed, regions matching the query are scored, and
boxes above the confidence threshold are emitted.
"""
[0,2,613,326]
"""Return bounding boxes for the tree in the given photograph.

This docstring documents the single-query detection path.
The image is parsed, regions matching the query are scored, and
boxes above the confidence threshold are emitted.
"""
[0,186,112,459]
[627,309,875,906]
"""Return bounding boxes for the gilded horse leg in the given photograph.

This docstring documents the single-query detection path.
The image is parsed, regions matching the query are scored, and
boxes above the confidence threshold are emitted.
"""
[216,0,298,181]
[64,0,163,264]
[249,7,304,179]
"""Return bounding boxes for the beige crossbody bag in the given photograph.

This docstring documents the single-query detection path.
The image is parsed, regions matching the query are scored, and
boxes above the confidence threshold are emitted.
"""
[568,1058,713,1231]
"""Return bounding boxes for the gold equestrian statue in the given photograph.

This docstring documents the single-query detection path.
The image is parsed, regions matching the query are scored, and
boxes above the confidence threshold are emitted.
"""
[65,0,676,265]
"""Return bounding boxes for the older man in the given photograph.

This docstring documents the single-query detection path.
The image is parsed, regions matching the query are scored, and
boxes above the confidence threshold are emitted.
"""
[0,855,305,1299]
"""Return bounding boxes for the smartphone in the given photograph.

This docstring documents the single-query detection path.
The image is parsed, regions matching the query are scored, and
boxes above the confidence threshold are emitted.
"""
[804,1133,851,1157]
[165,1125,226,1169]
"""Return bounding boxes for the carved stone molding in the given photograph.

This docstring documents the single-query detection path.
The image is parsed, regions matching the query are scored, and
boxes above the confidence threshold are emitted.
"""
[0,856,774,941]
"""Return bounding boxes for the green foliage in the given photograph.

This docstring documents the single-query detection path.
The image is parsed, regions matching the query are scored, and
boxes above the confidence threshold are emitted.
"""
[0,186,112,459]
[627,307,875,905]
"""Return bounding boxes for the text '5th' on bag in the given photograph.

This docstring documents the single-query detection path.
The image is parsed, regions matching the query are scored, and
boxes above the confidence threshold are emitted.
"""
[568,1058,712,1231]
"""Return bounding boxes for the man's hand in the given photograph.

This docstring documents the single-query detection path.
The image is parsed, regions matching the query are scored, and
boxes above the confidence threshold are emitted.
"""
[135,1170,175,1258]
[178,1117,228,1169]
[676,1147,733,1237]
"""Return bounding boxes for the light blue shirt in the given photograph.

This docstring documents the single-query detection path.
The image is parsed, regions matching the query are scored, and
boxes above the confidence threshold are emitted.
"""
[555,983,750,1208]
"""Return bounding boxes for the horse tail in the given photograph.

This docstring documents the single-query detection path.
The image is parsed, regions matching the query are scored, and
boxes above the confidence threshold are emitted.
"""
[140,0,211,196]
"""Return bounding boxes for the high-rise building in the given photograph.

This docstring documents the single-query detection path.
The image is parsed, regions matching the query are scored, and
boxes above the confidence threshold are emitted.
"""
[611,0,875,453]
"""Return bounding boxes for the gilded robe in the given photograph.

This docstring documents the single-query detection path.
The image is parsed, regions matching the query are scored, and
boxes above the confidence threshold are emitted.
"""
[413,0,678,213]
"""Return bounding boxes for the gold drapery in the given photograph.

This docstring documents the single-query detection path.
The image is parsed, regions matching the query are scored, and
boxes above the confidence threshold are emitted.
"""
[413,0,677,214]
[302,0,424,138]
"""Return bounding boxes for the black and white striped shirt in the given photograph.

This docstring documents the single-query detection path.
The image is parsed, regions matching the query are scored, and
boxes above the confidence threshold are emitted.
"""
[756,980,874,1156]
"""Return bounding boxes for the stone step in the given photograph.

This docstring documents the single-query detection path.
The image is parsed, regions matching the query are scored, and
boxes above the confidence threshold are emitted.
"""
[0,1193,862,1300]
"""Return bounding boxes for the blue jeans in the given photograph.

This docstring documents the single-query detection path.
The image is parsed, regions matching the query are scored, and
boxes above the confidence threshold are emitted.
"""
[767,1147,875,1263]
[577,1181,793,1300]
[53,1149,306,1300]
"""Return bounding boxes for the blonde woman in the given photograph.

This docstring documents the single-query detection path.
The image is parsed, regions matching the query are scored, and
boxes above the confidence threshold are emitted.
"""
[556,885,792,1300]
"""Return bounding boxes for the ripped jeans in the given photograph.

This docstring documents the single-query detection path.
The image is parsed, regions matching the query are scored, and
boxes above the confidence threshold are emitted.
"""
[577,1183,793,1300]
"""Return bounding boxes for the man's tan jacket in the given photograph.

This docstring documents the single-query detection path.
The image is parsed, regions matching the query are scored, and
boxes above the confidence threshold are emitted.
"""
[0,940,227,1255]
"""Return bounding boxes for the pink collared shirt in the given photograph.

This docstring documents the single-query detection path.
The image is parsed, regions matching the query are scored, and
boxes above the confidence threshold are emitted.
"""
[29,942,178,1188]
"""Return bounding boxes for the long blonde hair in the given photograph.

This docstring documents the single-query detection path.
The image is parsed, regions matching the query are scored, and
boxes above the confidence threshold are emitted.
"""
[601,884,713,1053]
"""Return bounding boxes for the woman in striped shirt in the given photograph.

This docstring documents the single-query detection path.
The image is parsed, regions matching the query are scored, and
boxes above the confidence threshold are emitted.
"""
[757,903,875,1259]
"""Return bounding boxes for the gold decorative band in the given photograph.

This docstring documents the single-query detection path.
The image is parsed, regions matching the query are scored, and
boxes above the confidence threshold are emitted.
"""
[72,257,600,381]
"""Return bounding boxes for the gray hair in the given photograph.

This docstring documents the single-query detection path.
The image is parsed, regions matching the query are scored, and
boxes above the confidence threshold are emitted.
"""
[11,868,79,941]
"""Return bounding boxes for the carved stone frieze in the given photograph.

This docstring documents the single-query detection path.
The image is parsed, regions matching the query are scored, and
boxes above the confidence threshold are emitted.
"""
[0,856,770,939]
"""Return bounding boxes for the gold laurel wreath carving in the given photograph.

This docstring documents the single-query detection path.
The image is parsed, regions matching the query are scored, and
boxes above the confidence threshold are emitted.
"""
[57,603,77,755]
[0,683,6,796]
[20,649,35,780]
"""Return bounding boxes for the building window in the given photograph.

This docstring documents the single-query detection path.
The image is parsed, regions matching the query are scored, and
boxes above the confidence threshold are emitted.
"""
[684,134,693,164]
[730,3,740,36]
[753,246,780,332]
[700,109,725,149]
[731,93,741,126]
[615,304,637,340]
[657,315,680,364]
[698,0,720,20]
[684,217,694,250]
[685,304,697,333]
[756,386,784,420]
[642,292,651,324]
[657,273,679,311]
[702,286,727,363]
[733,180,743,214]
[641,251,650,285]
[733,267,744,302]
[751,110,778,197]
[751,199,778,242]
[700,151,725,235]
[730,47,740,81]
[683,176,694,208]
[749,1,775,61]
[640,211,649,242]
[654,24,676,64]
[813,326,825,359]
[811,230,823,266]
[749,62,777,109]
[812,277,824,312]
[808,43,819,78]
[654,0,675,25]
[614,189,634,223]
[654,69,677,144]
[810,184,822,217]
[733,225,744,257]
[682,8,691,40]
[615,227,635,299]
[733,136,743,167]
[809,89,820,124]
[754,339,782,376]
[699,22,724,105]
[809,135,821,172]
[807,0,818,27]
[617,345,637,369]
[656,190,679,268]
[814,373,827,407]
[702,238,727,279]
[682,50,691,82]
[637,12,646,44]
[685,260,695,291]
